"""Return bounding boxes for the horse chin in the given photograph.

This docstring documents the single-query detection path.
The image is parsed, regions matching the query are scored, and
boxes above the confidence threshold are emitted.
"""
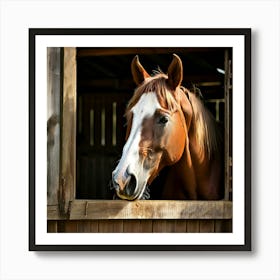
[115,193,137,201]
[115,181,148,201]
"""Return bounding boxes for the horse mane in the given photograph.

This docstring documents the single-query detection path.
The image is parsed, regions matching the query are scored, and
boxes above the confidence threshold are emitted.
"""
[126,73,221,159]
[183,88,221,159]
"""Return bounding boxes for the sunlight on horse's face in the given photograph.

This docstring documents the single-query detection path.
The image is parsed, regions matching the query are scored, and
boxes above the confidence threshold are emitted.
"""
[112,91,186,200]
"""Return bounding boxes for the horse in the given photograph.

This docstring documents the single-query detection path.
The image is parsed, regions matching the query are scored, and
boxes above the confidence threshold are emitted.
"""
[112,54,223,200]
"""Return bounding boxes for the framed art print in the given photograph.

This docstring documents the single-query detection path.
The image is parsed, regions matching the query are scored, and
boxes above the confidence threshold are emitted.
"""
[29,28,251,251]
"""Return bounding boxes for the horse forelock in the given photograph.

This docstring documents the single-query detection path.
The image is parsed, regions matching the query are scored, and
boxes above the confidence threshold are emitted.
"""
[126,73,178,116]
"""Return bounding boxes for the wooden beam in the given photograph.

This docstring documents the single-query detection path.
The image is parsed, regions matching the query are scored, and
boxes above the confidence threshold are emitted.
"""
[224,49,231,200]
[47,48,61,206]
[47,205,67,220]
[77,47,224,57]
[68,200,232,220]
[59,47,77,214]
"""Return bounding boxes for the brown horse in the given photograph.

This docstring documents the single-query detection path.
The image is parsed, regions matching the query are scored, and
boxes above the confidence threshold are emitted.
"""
[112,54,223,200]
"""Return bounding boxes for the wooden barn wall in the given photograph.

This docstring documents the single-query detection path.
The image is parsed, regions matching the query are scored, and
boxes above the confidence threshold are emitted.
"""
[47,219,232,233]
[47,200,232,233]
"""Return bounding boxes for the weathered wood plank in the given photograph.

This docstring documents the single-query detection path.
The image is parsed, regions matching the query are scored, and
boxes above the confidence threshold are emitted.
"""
[140,220,153,233]
[57,221,66,232]
[187,220,200,232]
[90,221,99,232]
[152,220,178,232]
[75,220,100,233]
[60,47,77,214]
[199,220,215,233]
[224,49,231,200]
[50,219,231,233]
[175,220,187,232]
[98,220,114,233]
[214,220,224,232]
[77,47,224,57]
[47,47,61,206]
[123,220,141,233]
[99,220,124,233]
[47,205,67,220]
[152,220,166,233]
[111,220,124,232]
[75,221,99,232]
[47,221,57,233]
[165,220,177,233]
[57,221,78,233]
[70,200,232,220]
[223,220,232,233]
[214,219,232,233]
[64,221,78,232]
[77,221,91,232]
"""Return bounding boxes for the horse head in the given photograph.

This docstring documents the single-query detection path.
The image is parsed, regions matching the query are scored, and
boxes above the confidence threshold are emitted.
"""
[112,54,194,200]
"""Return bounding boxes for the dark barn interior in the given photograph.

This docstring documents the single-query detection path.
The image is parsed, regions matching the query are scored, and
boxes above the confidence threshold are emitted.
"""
[76,47,232,200]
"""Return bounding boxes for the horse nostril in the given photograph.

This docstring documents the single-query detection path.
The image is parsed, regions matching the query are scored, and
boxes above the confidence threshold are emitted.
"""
[111,175,120,191]
[125,173,137,196]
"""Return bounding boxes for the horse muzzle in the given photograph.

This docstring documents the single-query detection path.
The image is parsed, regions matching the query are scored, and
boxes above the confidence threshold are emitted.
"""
[112,169,139,200]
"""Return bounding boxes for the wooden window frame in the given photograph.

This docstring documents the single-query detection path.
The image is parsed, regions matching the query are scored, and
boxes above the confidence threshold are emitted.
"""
[47,47,232,223]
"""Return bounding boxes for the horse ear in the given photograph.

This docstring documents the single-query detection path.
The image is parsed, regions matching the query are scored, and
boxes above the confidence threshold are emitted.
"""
[131,55,150,85]
[167,54,183,91]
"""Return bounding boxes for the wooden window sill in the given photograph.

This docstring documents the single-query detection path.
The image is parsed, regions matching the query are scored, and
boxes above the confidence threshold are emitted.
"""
[47,200,232,220]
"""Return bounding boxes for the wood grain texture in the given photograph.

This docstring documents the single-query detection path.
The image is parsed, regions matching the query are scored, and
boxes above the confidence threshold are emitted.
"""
[140,220,153,233]
[187,220,200,232]
[48,218,232,233]
[76,221,99,232]
[77,221,91,232]
[199,220,215,233]
[98,220,114,233]
[152,220,166,233]
[64,221,78,232]
[47,47,61,206]
[47,221,57,233]
[175,220,187,232]
[224,49,232,200]
[123,220,141,233]
[69,200,232,220]
[47,205,67,220]
[77,47,225,57]
[60,47,77,214]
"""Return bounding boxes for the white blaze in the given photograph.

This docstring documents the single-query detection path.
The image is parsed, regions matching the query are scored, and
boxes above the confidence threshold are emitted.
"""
[112,92,161,197]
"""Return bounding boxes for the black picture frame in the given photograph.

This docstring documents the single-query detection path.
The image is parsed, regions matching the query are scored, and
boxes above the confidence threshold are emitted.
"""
[29,28,251,251]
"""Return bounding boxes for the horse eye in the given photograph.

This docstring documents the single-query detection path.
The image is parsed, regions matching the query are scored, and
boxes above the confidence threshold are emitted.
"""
[158,115,169,125]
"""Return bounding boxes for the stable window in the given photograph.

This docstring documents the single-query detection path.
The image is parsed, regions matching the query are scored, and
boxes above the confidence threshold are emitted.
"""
[47,47,232,233]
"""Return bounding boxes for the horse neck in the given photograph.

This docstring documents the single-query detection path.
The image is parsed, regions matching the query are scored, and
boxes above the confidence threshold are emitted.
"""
[161,142,198,200]
[161,90,222,199]
[161,124,222,200]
